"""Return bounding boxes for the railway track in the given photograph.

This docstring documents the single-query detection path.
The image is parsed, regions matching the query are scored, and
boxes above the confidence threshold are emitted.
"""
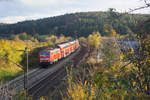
[0,59,69,93]
[28,67,66,99]
[0,68,44,92]
[0,45,88,99]
[28,45,88,100]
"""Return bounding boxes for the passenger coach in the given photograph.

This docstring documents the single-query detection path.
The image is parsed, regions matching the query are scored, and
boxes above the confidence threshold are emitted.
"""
[39,40,79,66]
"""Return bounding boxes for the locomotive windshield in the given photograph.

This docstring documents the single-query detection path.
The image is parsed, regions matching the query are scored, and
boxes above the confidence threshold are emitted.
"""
[40,52,50,56]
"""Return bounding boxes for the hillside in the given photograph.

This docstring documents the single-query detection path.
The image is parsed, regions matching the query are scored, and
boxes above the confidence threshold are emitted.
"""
[0,11,149,37]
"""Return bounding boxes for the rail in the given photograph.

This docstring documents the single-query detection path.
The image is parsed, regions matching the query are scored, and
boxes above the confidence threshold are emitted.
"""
[0,46,81,94]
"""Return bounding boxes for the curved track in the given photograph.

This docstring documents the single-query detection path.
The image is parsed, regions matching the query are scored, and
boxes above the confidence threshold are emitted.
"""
[28,45,88,100]
[0,45,88,100]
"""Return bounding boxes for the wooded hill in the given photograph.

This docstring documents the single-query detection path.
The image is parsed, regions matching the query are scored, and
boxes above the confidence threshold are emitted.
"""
[0,10,149,37]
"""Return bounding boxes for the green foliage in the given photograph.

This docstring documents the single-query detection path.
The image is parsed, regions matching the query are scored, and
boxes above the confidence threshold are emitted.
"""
[49,35,57,43]
[0,68,23,82]
[0,39,48,82]
[64,35,150,100]
[18,32,28,40]
[79,37,87,45]
[92,39,136,99]
[0,40,26,82]
[32,38,39,44]
[0,40,26,66]
[37,35,48,42]
[47,40,53,48]
[0,11,149,38]
[46,35,57,47]
[124,19,150,95]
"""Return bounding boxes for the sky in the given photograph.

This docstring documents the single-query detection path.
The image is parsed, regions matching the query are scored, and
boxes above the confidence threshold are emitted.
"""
[0,0,149,23]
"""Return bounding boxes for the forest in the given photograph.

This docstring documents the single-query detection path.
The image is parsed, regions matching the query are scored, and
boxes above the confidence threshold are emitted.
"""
[0,9,149,38]
[0,33,72,83]
[0,5,150,99]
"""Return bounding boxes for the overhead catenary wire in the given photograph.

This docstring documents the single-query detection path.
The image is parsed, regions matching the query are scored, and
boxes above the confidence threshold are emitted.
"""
[111,0,150,69]
[0,54,23,68]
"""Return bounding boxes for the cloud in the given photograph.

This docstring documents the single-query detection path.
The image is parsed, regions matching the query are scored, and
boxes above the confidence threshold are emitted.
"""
[20,0,77,7]
[0,0,149,23]
[0,0,12,1]
[0,8,88,23]
[0,16,27,23]
[20,0,58,6]
[0,15,47,23]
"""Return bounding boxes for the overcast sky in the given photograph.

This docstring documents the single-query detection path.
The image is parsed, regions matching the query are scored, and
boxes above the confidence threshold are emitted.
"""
[0,0,149,23]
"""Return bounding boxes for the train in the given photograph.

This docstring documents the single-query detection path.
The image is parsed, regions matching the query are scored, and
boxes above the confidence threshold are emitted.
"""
[39,39,80,66]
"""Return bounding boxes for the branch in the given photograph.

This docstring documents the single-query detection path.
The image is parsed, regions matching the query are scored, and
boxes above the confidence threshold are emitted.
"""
[0,54,23,69]
[120,61,132,72]
[144,0,150,6]
[128,0,150,13]
[128,4,150,13]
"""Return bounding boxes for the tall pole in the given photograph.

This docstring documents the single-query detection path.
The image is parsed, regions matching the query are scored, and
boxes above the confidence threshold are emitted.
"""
[24,64,26,100]
[1,40,29,100]
[26,40,29,100]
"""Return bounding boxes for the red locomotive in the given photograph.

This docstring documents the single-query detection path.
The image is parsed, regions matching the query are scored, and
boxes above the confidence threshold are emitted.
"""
[39,39,79,66]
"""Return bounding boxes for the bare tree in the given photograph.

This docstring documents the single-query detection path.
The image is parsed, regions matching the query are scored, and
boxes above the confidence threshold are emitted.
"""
[128,0,150,13]
[143,0,150,6]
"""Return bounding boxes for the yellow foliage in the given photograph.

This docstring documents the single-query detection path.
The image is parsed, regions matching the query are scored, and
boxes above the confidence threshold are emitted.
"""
[105,29,109,33]
[120,54,124,60]
[46,35,57,43]
[148,59,150,63]
[130,48,134,54]
[88,31,101,49]
[144,85,147,91]
[0,40,26,66]
[67,83,87,100]
[133,81,136,86]
[66,77,96,100]
[40,96,46,100]
[0,40,34,82]
[110,29,117,36]
[47,40,53,48]
[114,74,118,78]
[79,37,87,45]
[87,57,96,65]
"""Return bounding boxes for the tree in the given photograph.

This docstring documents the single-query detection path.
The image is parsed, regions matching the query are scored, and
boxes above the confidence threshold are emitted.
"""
[0,40,26,67]
[50,35,57,44]
[0,12,149,38]
[125,19,150,95]
[110,29,117,36]
[79,37,87,45]
[13,35,20,41]
[87,31,101,51]
[18,32,28,40]
[32,38,39,44]
[47,40,53,48]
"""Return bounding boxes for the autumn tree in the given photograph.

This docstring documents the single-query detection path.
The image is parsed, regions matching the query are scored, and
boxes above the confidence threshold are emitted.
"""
[79,37,87,45]
[0,40,26,66]
[57,34,66,43]
[47,40,54,48]
[87,31,101,52]
[110,29,117,36]
[18,32,28,40]
[49,35,57,44]
[124,19,150,96]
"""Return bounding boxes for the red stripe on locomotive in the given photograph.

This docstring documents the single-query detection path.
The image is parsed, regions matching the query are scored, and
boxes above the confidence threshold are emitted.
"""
[39,39,79,66]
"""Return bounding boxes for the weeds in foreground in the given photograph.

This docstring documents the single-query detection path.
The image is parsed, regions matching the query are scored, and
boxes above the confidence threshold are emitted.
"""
[63,38,150,100]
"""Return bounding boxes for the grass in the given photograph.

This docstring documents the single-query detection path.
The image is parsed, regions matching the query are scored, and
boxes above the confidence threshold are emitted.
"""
[60,38,150,100]
[0,65,23,83]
